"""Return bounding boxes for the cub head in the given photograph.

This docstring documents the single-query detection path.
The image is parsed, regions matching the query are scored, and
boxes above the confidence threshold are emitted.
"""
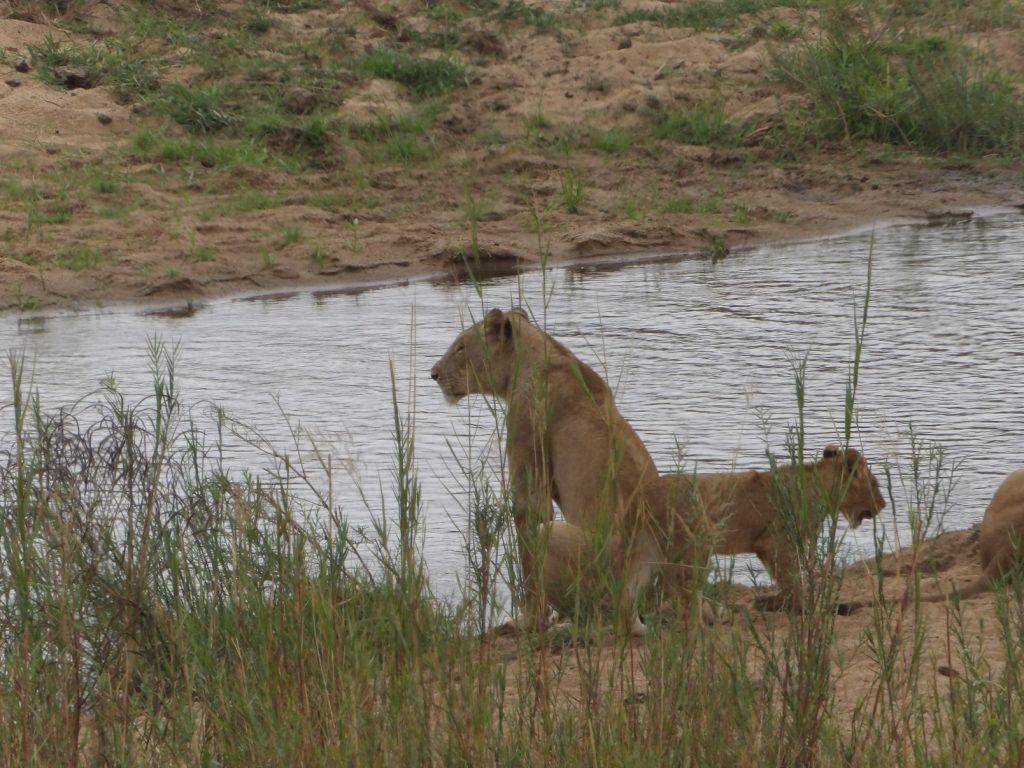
[821,444,886,528]
[430,308,528,404]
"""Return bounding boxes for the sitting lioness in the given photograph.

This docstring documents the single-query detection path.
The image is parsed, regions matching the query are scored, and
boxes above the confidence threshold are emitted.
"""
[430,308,658,632]
[916,468,1024,602]
[540,446,886,623]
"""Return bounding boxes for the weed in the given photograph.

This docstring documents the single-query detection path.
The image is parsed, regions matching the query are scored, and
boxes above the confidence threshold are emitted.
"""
[771,23,1024,154]
[477,128,507,146]
[88,174,121,195]
[14,289,42,311]
[355,47,468,99]
[591,126,632,155]
[282,225,302,244]
[53,245,102,271]
[204,189,284,219]
[496,0,563,33]
[525,112,552,132]
[615,0,801,31]
[259,250,275,270]
[310,242,328,269]
[185,234,214,262]
[705,232,729,262]
[154,83,237,134]
[622,197,645,221]
[560,168,585,214]
[648,100,748,148]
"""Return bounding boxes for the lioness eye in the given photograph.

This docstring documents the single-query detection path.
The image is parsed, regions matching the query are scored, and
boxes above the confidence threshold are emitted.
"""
[455,344,464,354]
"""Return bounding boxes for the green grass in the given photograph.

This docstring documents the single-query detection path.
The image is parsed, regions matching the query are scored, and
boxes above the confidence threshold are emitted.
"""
[52,245,102,271]
[560,168,585,213]
[590,126,633,155]
[615,0,802,31]
[647,100,749,148]
[201,189,286,220]
[355,47,468,99]
[770,25,1024,155]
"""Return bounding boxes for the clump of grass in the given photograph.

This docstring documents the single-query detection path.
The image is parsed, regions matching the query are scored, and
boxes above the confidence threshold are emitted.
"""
[495,0,564,33]
[52,245,102,271]
[154,82,238,134]
[591,126,632,155]
[771,23,1024,155]
[615,0,801,31]
[647,100,749,147]
[560,167,585,213]
[355,47,468,99]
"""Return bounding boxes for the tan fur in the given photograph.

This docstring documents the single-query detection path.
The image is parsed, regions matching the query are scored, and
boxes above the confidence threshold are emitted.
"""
[542,447,886,620]
[919,469,1024,602]
[430,308,657,631]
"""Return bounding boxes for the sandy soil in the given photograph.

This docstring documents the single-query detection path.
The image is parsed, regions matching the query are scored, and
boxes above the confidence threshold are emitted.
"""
[0,2,1021,312]
[489,525,1016,743]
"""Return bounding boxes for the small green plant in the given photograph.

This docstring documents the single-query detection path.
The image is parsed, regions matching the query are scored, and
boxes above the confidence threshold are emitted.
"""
[614,0,801,31]
[591,126,632,155]
[496,0,563,33]
[259,250,275,271]
[154,83,237,134]
[310,242,328,269]
[560,168,585,214]
[622,197,645,221]
[706,232,729,262]
[477,129,507,146]
[89,174,121,194]
[14,289,43,311]
[282,225,302,244]
[185,234,214,262]
[648,100,748,147]
[53,245,102,271]
[355,47,468,99]
[525,112,552,132]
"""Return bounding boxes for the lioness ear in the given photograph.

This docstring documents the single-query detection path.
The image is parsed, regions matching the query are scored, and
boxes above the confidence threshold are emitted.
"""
[822,444,840,459]
[484,308,504,338]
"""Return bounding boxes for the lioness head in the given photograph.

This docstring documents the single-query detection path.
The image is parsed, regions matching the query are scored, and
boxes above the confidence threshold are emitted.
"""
[430,308,528,404]
[821,444,886,527]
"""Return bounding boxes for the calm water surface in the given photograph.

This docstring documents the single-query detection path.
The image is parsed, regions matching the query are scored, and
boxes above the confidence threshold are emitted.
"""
[2,211,1022,599]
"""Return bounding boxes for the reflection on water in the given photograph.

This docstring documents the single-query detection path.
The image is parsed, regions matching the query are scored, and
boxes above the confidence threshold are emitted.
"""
[2,210,1022,600]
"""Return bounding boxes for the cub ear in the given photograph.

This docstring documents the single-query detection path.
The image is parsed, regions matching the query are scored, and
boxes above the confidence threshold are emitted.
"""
[822,444,841,459]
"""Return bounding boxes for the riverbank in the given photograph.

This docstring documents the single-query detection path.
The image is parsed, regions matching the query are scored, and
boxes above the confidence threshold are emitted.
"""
[1,0,1022,312]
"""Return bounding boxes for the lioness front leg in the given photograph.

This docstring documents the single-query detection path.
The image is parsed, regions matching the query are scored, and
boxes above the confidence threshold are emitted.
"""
[500,480,556,634]
[753,537,802,612]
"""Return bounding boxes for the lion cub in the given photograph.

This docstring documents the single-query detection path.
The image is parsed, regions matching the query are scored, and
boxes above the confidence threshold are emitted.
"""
[541,446,886,624]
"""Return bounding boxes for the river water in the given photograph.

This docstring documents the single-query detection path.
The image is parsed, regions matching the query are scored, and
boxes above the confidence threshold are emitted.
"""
[2,210,1022,600]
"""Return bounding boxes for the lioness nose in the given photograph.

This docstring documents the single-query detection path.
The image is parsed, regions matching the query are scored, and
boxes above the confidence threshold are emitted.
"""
[430,367,439,381]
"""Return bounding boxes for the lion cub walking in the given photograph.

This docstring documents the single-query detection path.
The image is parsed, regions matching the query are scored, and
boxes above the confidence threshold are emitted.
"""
[541,446,886,622]
[431,308,658,633]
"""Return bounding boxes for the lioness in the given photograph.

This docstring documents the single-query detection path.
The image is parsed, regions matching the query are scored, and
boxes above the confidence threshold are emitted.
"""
[430,308,658,632]
[540,446,886,623]
[916,468,1024,602]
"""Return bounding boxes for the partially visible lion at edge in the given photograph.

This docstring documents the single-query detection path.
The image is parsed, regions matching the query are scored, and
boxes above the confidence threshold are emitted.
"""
[430,307,658,635]
[915,468,1024,603]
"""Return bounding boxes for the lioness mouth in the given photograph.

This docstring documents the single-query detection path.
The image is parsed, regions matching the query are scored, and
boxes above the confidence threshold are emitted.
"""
[855,509,874,525]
